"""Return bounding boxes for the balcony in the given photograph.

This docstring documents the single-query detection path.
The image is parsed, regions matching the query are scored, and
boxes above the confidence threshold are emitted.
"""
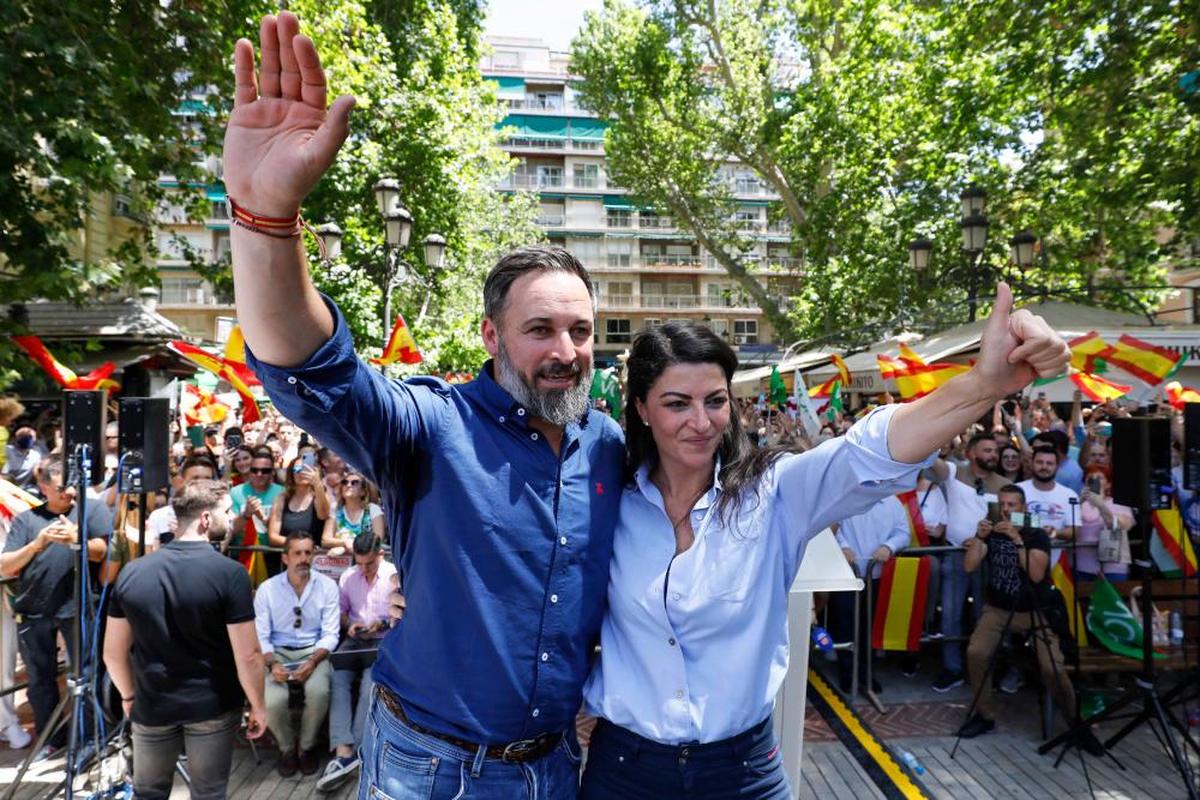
[639,216,675,230]
[642,254,701,268]
[572,176,602,189]
[504,98,565,112]
[499,174,565,190]
[606,215,633,229]
[536,214,565,227]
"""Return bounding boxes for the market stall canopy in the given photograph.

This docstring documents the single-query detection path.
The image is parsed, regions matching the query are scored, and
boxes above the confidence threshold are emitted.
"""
[731,348,837,397]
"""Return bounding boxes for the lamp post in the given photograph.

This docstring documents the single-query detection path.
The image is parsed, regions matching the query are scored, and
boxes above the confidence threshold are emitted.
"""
[958,185,990,322]
[316,178,449,364]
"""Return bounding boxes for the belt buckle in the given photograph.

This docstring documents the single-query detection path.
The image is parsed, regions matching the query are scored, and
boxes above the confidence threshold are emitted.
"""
[501,737,539,763]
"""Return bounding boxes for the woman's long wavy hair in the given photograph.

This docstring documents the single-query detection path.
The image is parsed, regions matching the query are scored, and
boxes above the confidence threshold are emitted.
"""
[624,321,796,523]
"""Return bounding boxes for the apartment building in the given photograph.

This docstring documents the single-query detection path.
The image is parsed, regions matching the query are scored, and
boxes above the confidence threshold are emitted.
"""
[482,37,803,367]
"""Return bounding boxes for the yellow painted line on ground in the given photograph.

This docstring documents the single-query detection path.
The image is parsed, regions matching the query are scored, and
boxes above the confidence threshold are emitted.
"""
[808,668,931,800]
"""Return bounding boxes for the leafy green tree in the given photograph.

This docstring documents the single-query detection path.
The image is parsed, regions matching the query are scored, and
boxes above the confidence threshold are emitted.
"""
[205,0,542,373]
[572,0,1196,348]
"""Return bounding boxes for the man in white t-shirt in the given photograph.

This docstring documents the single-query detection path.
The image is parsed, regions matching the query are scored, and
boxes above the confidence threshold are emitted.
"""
[1018,446,1080,540]
[145,455,219,548]
[930,433,1008,692]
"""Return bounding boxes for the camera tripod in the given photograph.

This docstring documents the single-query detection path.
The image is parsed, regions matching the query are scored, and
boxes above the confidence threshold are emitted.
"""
[2,445,118,800]
[1037,509,1199,799]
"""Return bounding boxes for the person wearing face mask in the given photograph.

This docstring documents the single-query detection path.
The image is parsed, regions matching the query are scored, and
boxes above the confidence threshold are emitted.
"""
[3,426,42,490]
[103,479,267,799]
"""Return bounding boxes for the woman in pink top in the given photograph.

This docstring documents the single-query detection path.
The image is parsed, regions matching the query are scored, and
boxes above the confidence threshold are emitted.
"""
[1075,469,1134,581]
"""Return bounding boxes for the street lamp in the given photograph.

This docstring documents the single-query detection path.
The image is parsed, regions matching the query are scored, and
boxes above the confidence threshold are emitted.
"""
[1009,229,1038,270]
[373,178,402,216]
[314,221,344,261]
[960,184,987,217]
[422,233,447,270]
[384,207,413,249]
[908,237,933,273]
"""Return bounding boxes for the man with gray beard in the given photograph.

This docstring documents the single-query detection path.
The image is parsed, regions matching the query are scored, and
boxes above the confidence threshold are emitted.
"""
[225,18,625,794]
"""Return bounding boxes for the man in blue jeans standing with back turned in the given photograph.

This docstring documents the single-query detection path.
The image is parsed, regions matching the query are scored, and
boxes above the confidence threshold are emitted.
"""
[223,12,625,798]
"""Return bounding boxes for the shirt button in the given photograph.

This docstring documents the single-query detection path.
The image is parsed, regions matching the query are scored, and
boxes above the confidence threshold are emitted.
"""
[531,708,540,718]
[531,432,539,441]
[550,594,559,603]
[672,592,681,601]
[559,536,567,546]
[668,638,676,646]
[517,408,526,416]
[287,376,297,385]
[675,690,684,699]
[499,415,506,423]
[541,652,549,662]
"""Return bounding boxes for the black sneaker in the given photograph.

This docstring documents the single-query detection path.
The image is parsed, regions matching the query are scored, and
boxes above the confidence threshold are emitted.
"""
[932,670,964,693]
[957,713,996,739]
[1077,729,1106,757]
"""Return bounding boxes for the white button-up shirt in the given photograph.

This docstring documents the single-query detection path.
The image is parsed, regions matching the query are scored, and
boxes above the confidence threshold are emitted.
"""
[582,404,935,744]
[835,495,913,579]
[254,570,341,655]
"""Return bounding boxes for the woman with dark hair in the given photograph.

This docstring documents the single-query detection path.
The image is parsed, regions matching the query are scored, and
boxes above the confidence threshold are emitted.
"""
[996,443,1025,482]
[577,315,1060,799]
[321,469,384,552]
[266,455,330,547]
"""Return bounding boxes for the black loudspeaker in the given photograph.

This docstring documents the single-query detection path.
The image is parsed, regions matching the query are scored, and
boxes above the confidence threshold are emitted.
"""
[63,390,107,487]
[1184,403,1200,492]
[118,397,170,494]
[1111,417,1172,511]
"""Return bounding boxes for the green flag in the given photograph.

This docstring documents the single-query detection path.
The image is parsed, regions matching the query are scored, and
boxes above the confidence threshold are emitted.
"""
[590,368,622,420]
[769,366,788,408]
[825,380,844,422]
[1086,578,1163,661]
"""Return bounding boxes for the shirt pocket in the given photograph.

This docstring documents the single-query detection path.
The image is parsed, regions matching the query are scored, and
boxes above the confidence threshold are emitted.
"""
[704,534,756,602]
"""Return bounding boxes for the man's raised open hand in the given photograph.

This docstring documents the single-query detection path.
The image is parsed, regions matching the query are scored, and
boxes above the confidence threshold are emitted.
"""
[223,12,355,219]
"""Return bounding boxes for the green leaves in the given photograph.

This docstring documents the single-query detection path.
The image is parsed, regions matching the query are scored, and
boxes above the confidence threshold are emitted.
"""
[571,0,1197,348]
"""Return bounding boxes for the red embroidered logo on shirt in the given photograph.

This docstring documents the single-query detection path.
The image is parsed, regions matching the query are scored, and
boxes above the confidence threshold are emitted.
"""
[595,482,605,495]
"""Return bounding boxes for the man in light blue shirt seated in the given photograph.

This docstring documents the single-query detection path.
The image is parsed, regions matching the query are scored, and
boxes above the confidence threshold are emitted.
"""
[254,533,340,778]
[829,495,912,693]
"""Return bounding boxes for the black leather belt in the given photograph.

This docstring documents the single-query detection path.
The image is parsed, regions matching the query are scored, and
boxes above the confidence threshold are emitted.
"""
[376,685,562,763]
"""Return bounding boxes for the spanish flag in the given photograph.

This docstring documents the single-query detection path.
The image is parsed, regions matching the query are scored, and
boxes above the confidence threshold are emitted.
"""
[12,335,121,391]
[897,489,931,547]
[236,517,270,589]
[808,353,850,398]
[0,479,40,524]
[891,362,970,401]
[1070,371,1131,403]
[872,556,931,652]
[181,383,230,426]
[370,314,422,366]
[1051,551,1089,648]
[1106,334,1183,386]
[897,343,926,368]
[222,325,262,388]
[1165,381,1200,410]
[1068,331,1115,374]
[169,340,261,425]
[1150,502,1198,578]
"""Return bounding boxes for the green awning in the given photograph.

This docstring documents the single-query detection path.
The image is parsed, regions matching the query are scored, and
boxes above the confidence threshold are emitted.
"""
[205,185,226,202]
[489,76,525,99]
[738,200,770,207]
[567,118,608,141]
[603,195,634,209]
[499,115,568,139]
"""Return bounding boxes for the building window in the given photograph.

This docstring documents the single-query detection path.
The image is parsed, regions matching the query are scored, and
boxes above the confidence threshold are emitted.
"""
[643,318,661,329]
[491,51,520,68]
[735,210,761,231]
[160,277,216,305]
[733,319,758,344]
[606,244,632,267]
[705,318,730,339]
[606,318,632,344]
[606,209,632,228]
[605,282,634,308]
[1193,288,1200,325]
[573,163,600,188]
[536,166,563,188]
[210,200,229,220]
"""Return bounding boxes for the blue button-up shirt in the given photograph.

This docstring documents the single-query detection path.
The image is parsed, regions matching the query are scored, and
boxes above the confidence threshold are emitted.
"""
[246,296,625,744]
[582,405,935,744]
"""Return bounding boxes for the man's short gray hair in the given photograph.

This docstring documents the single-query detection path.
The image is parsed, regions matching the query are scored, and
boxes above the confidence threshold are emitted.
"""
[482,245,596,324]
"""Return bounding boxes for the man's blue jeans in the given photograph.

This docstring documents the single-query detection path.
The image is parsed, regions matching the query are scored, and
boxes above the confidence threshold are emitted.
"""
[330,665,374,750]
[356,689,581,800]
[940,550,982,675]
[15,615,82,747]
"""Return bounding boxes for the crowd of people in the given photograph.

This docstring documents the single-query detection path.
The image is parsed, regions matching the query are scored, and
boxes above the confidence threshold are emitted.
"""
[0,10,1193,800]
[0,402,396,794]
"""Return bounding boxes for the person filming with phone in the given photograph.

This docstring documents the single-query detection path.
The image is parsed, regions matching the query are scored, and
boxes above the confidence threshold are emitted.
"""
[957,485,1102,755]
[267,453,330,547]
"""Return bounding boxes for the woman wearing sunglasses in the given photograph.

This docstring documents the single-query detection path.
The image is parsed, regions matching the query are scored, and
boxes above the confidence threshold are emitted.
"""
[322,470,385,553]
